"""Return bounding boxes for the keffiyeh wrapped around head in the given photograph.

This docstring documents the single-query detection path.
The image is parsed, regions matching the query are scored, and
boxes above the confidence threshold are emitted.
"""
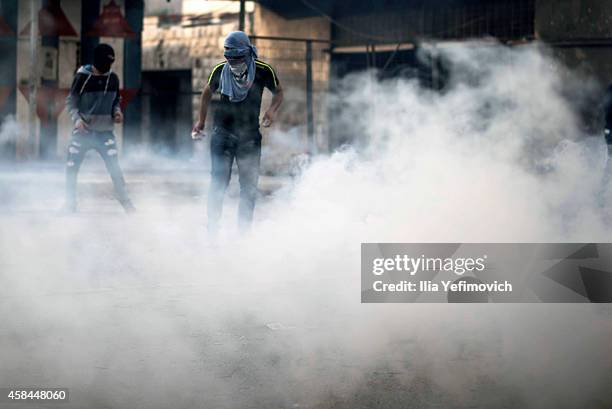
[220,31,258,102]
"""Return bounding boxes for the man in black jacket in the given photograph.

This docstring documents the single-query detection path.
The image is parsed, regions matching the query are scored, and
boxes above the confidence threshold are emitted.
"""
[193,31,283,233]
[64,43,134,213]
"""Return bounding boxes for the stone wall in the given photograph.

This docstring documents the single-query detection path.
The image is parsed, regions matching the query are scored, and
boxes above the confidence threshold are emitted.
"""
[251,6,331,158]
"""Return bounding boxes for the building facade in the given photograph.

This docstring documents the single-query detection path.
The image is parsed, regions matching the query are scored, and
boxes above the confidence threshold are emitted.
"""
[0,0,144,161]
[2,0,612,161]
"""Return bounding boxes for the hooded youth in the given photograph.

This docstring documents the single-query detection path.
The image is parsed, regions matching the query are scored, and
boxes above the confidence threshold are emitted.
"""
[66,46,121,132]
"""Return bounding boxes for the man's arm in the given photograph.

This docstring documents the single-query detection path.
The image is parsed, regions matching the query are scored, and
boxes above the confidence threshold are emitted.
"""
[262,83,283,127]
[112,76,123,123]
[66,74,87,131]
[192,83,213,138]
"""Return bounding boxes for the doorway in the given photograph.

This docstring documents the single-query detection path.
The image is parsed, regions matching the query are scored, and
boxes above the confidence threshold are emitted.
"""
[141,69,193,156]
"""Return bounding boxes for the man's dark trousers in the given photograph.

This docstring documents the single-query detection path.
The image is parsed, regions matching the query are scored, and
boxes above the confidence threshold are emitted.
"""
[208,126,261,232]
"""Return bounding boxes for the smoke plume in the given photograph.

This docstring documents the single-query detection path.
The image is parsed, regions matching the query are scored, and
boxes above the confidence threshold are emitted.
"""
[0,43,611,409]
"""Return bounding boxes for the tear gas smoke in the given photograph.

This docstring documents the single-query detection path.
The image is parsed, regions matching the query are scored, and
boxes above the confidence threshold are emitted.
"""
[0,115,19,146]
[0,43,611,409]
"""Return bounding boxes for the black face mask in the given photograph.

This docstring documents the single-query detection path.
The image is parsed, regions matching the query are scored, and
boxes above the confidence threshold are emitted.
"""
[93,44,115,73]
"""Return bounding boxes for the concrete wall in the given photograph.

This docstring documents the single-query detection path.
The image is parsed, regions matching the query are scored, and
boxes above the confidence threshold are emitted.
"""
[252,6,331,157]
[16,0,82,159]
[536,0,612,41]
[0,0,18,160]
[536,0,612,94]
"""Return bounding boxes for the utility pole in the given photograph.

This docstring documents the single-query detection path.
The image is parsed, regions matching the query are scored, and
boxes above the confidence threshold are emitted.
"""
[305,40,314,154]
[28,0,39,159]
[239,0,245,31]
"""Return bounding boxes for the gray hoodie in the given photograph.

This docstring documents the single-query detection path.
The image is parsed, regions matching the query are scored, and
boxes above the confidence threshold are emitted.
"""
[65,65,121,132]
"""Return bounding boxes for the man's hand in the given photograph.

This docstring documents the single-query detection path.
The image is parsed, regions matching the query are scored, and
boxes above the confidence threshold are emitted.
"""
[113,111,124,124]
[262,110,275,128]
[262,84,283,128]
[192,120,206,140]
[75,118,89,132]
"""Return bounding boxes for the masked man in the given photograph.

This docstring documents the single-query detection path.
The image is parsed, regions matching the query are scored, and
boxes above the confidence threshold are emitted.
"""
[193,31,283,232]
[64,43,134,213]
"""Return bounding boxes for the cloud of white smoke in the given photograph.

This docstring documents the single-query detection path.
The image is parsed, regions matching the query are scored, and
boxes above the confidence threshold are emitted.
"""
[0,42,611,409]
[0,114,20,146]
